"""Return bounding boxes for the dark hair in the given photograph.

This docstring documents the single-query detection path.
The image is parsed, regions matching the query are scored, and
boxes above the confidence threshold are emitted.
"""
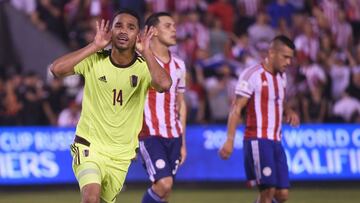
[145,12,172,27]
[272,35,295,50]
[113,9,141,28]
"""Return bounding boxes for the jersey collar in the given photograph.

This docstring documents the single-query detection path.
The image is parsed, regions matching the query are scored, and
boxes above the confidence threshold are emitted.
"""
[109,51,138,68]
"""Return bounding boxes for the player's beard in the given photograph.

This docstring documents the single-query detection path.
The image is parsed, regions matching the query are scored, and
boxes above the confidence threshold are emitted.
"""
[113,41,133,52]
[113,44,136,56]
[112,34,133,51]
[273,61,285,73]
[278,65,287,73]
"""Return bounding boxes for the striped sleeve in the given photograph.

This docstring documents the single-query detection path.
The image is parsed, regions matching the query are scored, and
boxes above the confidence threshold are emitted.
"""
[176,59,186,93]
[235,67,257,98]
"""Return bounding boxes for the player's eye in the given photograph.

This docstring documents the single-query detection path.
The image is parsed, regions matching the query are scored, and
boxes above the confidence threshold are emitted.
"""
[114,23,122,28]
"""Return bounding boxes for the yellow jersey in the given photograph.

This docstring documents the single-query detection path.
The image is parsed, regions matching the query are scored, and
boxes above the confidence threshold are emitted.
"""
[74,50,151,159]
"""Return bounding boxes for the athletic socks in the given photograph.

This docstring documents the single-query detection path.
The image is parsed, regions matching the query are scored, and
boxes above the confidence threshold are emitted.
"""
[142,188,167,203]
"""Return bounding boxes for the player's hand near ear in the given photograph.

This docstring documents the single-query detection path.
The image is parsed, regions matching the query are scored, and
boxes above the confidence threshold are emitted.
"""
[136,26,154,55]
[93,19,111,50]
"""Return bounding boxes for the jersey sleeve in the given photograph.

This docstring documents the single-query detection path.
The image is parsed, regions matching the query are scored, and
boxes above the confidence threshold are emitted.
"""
[74,53,98,77]
[177,60,186,93]
[235,69,255,98]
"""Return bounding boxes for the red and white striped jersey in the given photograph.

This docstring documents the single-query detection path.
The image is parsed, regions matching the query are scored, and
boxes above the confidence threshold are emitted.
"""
[294,34,319,62]
[321,0,339,26]
[235,64,286,141]
[140,53,186,139]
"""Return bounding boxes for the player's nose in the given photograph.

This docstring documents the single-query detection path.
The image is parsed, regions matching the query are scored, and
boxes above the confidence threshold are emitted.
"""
[118,27,127,34]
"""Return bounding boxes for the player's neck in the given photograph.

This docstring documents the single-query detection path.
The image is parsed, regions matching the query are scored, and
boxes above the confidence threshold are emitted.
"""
[263,58,276,75]
[151,42,170,64]
[111,48,136,66]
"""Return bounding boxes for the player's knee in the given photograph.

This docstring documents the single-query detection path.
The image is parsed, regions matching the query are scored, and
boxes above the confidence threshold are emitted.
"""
[275,190,289,203]
[155,177,173,196]
[260,186,276,199]
[82,194,99,203]
[81,184,101,203]
[159,177,173,193]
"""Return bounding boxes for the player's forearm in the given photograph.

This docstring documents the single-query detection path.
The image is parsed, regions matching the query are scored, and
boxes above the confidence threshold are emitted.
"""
[142,51,172,92]
[226,107,241,141]
[51,43,100,78]
[179,98,187,145]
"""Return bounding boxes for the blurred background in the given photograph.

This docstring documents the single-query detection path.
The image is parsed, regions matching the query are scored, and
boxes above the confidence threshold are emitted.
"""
[0,0,359,202]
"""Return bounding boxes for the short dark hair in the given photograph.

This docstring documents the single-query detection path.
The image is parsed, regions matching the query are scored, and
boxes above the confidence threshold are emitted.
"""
[145,12,172,27]
[113,9,141,28]
[272,35,295,50]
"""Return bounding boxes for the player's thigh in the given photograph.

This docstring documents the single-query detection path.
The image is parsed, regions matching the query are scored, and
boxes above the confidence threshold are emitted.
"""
[243,139,277,186]
[70,143,103,189]
[258,139,278,187]
[243,139,257,183]
[139,137,171,182]
[167,137,182,176]
[101,158,131,203]
[275,142,290,189]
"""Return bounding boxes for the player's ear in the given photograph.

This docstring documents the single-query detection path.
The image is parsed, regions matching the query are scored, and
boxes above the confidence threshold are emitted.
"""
[268,49,275,58]
[153,27,159,36]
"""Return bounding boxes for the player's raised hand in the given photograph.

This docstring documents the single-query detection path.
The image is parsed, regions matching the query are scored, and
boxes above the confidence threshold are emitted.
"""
[219,138,234,160]
[93,19,111,50]
[136,25,154,55]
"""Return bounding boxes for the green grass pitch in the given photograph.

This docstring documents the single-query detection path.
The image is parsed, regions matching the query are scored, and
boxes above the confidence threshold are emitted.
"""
[1,184,359,203]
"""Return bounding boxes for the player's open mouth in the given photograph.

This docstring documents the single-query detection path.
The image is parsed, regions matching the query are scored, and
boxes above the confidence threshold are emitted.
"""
[116,36,129,43]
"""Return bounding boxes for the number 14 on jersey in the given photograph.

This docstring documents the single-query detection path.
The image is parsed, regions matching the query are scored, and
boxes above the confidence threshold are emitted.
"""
[112,89,123,106]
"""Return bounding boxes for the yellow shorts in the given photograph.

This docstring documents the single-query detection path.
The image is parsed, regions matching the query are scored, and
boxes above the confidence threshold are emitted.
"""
[70,142,131,203]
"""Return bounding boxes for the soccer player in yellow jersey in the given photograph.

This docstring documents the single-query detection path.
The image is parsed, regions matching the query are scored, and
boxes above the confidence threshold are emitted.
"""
[50,9,172,203]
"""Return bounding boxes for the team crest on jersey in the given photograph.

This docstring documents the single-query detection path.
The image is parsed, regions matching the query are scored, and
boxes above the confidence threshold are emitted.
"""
[239,80,249,90]
[130,75,138,87]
